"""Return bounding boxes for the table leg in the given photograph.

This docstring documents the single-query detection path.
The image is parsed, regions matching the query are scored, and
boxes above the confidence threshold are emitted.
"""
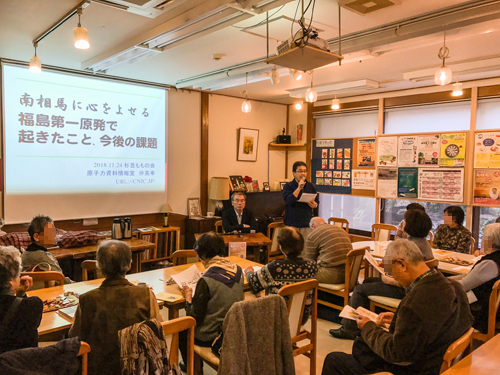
[253,247,261,263]
[168,307,180,320]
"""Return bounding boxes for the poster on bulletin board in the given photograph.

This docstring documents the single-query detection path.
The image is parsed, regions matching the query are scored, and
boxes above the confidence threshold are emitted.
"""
[440,133,466,167]
[378,136,398,166]
[474,132,500,168]
[398,167,418,198]
[418,168,463,202]
[357,138,376,167]
[312,138,353,194]
[473,169,500,206]
[398,136,418,167]
[417,134,440,167]
[377,168,398,198]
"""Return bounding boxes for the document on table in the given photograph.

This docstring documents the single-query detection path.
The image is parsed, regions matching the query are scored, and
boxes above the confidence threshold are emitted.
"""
[298,193,317,203]
[171,265,202,296]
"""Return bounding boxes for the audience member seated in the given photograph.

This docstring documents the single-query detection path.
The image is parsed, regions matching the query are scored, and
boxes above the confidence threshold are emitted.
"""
[303,217,352,284]
[0,246,42,354]
[322,240,473,375]
[331,211,434,340]
[453,223,500,334]
[245,226,318,323]
[69,240,162,375]
[178,232,244,370]
[21,215,73,286]
[394,203,425,240]
[222,192,257,233]
[433,206,472,254]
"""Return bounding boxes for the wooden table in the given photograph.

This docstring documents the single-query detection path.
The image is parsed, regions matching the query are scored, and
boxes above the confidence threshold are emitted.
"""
[353,240,477,275]
[441,333,500,374]
[49,238,154,274]
[29,256,261,340]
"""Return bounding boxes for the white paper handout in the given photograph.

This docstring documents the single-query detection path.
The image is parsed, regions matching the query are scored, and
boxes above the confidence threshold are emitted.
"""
[365,250,385,274]
[339,306,389,331]
[171,265,202,296]
[298,192,317,203]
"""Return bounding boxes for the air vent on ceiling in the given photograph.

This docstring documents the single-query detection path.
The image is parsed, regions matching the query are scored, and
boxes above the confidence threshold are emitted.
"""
[100,0,184,18]
[339,0,402,16]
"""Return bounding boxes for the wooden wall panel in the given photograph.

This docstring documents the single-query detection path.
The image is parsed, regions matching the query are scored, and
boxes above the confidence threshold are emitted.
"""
[201,92,209,215]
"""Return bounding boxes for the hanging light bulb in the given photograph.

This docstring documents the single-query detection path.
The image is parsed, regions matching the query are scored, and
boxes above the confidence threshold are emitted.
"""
[289,69,302,80]
[29,43,41,74]
[294,101,303,110]
[74,7,90,49]
[270,67,280,84]
[241,73,251,113]
[305,71,317,103]
[452,82,463,97]
[331,98,340,110]
[434,31,452,85]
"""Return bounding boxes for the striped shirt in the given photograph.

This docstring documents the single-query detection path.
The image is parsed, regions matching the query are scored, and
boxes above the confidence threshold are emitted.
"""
[303,223,352,268]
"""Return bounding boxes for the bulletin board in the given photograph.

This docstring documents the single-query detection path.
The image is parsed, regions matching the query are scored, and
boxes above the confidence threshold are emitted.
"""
[473,130,500,207]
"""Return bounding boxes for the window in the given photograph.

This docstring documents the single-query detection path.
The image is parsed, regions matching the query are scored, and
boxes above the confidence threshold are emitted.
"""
[319,194,376,234]
[315,111,378,138]
[478,206,500,247]
[382,199,467,233]
[476,98,500,130]
[384,102,471,134]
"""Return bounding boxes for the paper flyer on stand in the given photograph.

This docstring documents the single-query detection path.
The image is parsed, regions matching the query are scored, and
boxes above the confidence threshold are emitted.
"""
[417,134,440,166]
[377,168,398,198]
[357,138,376,167]
[440,133,466,167]
[398,167,418,198]
[473,169,500,206]
[378,136,398,166]
[228,242,247,259]
[418,168,464,202]
[352,169,376,190]
[474,132,500,168]
[398,136,418,167]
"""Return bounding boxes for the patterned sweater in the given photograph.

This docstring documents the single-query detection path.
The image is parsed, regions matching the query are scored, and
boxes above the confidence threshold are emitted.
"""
[433,224,472,254]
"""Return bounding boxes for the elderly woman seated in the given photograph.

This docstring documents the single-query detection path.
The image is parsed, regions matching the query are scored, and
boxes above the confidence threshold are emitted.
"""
[0,246,42,354]
[69,240,162,375]
[454,223,500,333]
[433,206,472,254]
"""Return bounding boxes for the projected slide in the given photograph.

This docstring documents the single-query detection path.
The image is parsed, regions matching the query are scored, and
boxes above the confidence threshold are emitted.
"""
[3,65,166,194]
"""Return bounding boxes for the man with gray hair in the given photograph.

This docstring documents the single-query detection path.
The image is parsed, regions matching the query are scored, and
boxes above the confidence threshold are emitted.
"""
[222,192,257,233]
[69,240,162,375]
[303,217,352,284]
[322,239,473,375]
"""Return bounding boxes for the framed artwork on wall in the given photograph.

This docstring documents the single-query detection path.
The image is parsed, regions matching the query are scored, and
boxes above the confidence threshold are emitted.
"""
[237,128,259,162]
[187,198,201,218]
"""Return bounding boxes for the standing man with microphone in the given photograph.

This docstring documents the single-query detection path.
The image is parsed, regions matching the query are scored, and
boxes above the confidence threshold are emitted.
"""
[282,161,319,241]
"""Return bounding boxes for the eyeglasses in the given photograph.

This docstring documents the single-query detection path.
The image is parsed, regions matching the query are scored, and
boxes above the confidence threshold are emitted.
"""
[295,169,307,173]
[234,199,245,203]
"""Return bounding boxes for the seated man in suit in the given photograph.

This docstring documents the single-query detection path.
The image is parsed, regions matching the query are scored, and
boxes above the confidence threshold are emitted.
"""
[222,192,257,233]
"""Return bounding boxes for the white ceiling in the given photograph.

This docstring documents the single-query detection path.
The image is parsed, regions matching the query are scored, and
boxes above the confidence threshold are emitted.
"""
[1,0,500,104]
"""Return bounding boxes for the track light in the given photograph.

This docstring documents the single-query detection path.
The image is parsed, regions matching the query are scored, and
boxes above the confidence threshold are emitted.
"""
[241,73,251,113]
[434,32,452,85]
[271,67,280,84]
[452,82,463,97]
[294,102,303,110]
[331,98,340,110]
[74,7,90,49]
[305,71,317,103]
[29,43,41,74]
[289,69,303,81]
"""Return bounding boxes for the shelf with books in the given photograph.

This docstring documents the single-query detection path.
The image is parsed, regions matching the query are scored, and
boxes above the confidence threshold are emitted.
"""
[135,226,180,264]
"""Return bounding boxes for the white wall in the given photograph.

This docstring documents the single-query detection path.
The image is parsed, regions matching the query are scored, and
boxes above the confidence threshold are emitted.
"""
[287,104,308,182]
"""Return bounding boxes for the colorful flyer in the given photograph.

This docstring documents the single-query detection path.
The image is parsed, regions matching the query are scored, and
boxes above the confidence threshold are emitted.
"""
[329,160,335,169]
[342,172,351,179]
[337,149,343,158]
[474,132,500,168]
[440,133,466,167]
[352,169,376,190]
[377,168,398,198]
[345,148,351,159]
[417,134,440,166]
[316,178,324,185]
[378,136,398,166]
[473,169,500,206]
[329,149,336,159]
[337,160,343,170]
[333,171,342,178]
[398,167,418,198]
[316,171,324,177]
[322,149,328,158]
[344,160,351,170]
[357,138,376,167]
[325,178,332,185]
[342,179,350,187]
[325,171,332,178]
[398,136,418,167]
[333,179,341,186]
[322,159,328,169]
[418,168,463,202]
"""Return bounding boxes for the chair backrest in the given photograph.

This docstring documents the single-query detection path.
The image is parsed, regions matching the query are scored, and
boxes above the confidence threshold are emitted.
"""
[172,249,199,266]
[21,271,65,288]
[78,341,91,375]
[440,327,474,373]
[428,231,434,247]
[470,237,476,255]
[485,279,500,341]
[81,260,102,281]
[162,317,196,375]
[327,217,349,233]
[371,224,397,241]
[278,279,318,338]
[425,258,439,269]
[215,220,224,234]
[267,221,285,254]
[346,247,368,291]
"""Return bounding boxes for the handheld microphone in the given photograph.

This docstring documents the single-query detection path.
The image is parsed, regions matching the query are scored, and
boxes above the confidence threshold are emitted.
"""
[300,176,306,189]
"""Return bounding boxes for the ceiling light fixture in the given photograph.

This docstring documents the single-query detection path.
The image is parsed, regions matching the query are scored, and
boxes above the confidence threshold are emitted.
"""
[241,73,251,113]
[271,66,280,84]
[452,82,463,96]
[294,101,303,110]
[305,71,317,103]
[434,31,452,85]
[74,7,90,49]
[29,42,42,74]
[331,97,340,110]
[290,69,303,81]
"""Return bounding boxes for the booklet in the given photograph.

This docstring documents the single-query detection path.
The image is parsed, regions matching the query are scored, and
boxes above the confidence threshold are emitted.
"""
[340,305,390,331]
[171,265,202,296]
[364,250,385,274]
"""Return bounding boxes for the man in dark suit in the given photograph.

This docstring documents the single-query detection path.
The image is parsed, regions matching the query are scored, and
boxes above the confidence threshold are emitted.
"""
[222,192,257,233]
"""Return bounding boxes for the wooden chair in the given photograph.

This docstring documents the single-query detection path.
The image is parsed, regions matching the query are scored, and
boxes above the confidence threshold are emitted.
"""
[162,317,196,375]
[371,224,398,241]
[472,279,500,342]
[369,258,440,313]
[214,220,224,234]
[78,341,91,375]
[21,271,65,288]
[328,217,349,233]
[440,327,474,373]
[266,221,285,264]
[278,279,318,375]
[470,237,476,255]
[81,260,102,281]
[317,247,368,311]
[172,249,199,266]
